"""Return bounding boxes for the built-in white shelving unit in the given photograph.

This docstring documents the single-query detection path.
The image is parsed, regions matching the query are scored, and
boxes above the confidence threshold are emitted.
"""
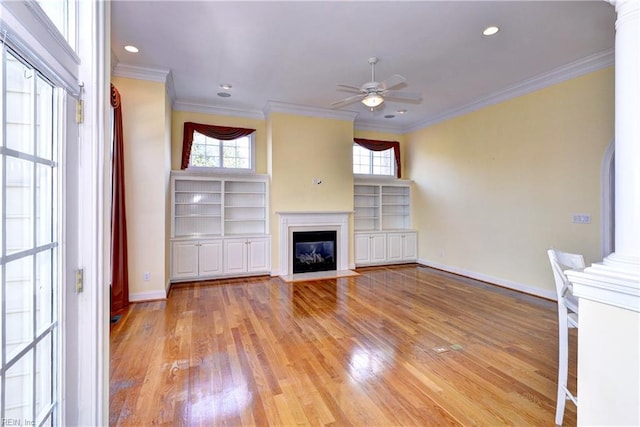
[170,172,270,281]
[354,179,417,266]
[354,180,412,231]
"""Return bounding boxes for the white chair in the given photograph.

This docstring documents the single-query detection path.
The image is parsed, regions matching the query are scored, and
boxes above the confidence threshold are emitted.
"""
[547,249,585,425]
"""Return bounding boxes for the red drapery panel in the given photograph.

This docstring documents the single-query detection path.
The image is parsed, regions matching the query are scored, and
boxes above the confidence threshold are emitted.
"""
[110,84,129,315]
[181,122,256,169]
[354,138,402,178]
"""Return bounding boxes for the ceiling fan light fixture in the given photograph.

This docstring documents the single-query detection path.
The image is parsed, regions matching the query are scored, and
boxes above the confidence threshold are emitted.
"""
[362,93,384,108]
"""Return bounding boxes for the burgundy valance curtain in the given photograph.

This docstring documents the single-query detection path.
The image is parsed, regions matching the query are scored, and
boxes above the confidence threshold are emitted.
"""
[181,122,256,169]
[354,138,402,178]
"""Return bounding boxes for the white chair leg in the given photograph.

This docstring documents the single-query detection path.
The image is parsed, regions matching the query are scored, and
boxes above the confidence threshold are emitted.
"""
[556,310,569,425]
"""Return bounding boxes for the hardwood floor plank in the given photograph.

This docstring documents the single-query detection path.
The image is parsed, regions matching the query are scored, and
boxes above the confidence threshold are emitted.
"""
[110,265,576,426]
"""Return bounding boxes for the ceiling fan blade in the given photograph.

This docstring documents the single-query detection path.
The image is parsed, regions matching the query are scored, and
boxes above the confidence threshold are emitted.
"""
[383,90,423,102]
[380,74,406,90]
[337,84,363,94]
[330,93,365,108]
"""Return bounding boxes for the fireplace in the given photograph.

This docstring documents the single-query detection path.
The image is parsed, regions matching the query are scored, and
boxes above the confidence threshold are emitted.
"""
[277,211,351,277]
[293,230,337,273]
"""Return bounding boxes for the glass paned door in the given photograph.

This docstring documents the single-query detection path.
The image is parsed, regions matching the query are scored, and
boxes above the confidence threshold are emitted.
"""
[1,49,59,426]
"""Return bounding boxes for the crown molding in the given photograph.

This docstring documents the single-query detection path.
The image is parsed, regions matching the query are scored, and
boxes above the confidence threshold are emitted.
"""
[173,100,265,120]
[112,63,171,83]
[112,63,176,103]
[263,101,358,122]
[406,48,615,133]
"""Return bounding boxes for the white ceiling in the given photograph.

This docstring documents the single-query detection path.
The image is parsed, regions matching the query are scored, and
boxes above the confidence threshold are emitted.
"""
[111,1,615,133]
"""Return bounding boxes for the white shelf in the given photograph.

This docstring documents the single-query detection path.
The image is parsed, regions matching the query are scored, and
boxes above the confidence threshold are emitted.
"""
[354,180,412,231]
[171,172,269,237]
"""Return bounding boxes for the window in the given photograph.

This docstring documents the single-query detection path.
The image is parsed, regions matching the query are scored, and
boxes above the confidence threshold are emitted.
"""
[353,144,395,176]
[189,131,253,170]
[1,49,59,426]
[181,122,256,172]
[36,0,77,50]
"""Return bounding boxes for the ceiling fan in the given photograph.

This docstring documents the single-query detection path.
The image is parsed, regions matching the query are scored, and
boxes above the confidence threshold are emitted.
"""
[331,57,422,110]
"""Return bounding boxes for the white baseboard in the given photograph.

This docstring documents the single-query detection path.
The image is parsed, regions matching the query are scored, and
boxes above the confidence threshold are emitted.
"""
[129,290,167,302]
[418,258,556,301]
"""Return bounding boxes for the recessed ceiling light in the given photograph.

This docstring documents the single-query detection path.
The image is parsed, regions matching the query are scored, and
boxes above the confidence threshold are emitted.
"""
[483,26,500,36]
[124,45,139,53]
[384,114,395,119]
[397,109,407,114]
[220,83,232,90]
[217,92,231,98]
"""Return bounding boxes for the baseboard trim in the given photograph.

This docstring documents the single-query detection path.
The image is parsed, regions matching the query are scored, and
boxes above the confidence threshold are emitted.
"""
[418,258,556,301]
[129,290,167,302]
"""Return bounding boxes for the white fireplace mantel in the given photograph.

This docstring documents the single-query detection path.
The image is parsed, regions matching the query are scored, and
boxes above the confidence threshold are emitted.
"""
[276,211,351,276]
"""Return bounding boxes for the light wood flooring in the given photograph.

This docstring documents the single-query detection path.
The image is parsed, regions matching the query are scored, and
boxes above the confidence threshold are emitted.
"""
[110,265,577,426]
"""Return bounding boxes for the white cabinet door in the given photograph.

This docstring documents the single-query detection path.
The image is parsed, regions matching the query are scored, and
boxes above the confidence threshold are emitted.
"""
[199,240,223,276]
[370,234,387,263]
[224,239,248,274]
[387,233,404,262]
[402,232,418,261]
[387,232,418,262]
[355,233,387,265]
[247,238,270,273]
[172,241,199,279]
[355,234,372,264]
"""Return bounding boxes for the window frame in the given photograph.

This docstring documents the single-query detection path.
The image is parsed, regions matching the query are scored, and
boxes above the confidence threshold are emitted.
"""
[187,131,256,174]
[353,143,397,178]
[0,46,61,426]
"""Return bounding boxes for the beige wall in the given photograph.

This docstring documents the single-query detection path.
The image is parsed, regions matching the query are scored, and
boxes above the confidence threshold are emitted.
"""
[116,67,613,299]
[268,112,355,271]
[170,111,267,173]
[405,67,614,296]
[112,76,171,300]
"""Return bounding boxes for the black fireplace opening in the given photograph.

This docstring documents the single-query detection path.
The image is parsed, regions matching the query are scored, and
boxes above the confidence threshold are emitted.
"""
[292,230,337,274]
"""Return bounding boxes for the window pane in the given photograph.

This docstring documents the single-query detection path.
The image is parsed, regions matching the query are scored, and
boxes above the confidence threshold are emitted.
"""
[36,76,54,160]
[6,157,34,254]
[37,164,53,246]
[5,350,34,422]
[353,145,371,174]
[222,138,250,169]
[36,0,77,50]
[36,332,53,417]
[372,150,392,176]
[36,249,54,332]
[190,132,220,167]
[6,54,34,155]
[6,255,34,361]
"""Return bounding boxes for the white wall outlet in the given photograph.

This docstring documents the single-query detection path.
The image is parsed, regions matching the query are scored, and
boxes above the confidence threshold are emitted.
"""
[572,214,591,224]
[312,178,323,185]
[143,272,150,281]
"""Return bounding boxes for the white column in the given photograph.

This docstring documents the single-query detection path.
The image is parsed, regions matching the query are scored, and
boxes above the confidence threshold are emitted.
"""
[566,1,640,425]
[609,0,640,269]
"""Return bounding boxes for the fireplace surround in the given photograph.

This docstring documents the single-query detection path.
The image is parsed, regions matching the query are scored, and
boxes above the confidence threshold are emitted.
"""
[277,211,351,277]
